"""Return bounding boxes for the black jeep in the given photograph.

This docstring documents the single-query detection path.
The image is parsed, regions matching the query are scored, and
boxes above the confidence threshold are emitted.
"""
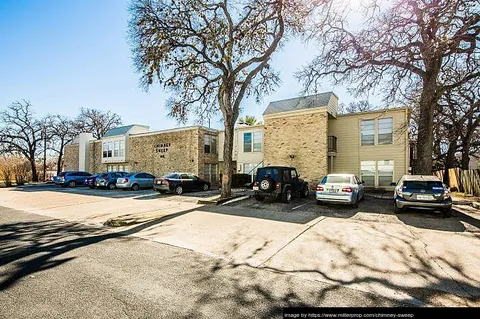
[253,166,309,203]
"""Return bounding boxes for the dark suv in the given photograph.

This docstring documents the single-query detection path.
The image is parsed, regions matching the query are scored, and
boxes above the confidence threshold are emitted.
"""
[253,166,309,203]
[55,171,92,187]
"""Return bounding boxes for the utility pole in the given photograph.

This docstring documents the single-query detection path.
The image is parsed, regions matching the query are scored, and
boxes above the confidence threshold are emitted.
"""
[43,126,47,182]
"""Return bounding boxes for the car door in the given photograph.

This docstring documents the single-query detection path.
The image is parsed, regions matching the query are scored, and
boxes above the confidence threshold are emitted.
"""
[290,169,301,192]
[179,174,192,191]
[144,173,155,188]
[191,175,203,191]
[135,173,146,187]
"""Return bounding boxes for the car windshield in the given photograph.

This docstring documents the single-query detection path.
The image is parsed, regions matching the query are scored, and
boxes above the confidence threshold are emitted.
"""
[98,173,107,178]
[165,173,179,178]
[58,172,67,177]
[322,176,351,184]
[403,181,443,190]
[257,168,280,180]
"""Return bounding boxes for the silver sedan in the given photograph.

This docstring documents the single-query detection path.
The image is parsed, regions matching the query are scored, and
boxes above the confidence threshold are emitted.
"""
[316,174,365,208]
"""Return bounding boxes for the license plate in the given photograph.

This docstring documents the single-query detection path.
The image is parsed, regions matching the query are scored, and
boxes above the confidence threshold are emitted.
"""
[328,189,338,193]
[417,194,434,200]
[253,186,259,191]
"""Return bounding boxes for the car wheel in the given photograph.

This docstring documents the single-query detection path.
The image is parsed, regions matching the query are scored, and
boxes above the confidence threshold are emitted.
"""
[282,188,292,203]
[131,184,140,191]
[393,201,403,214]
[352,195,359,208]
[175,186,183,195]
[68,181,76,188]
[255,194,265,201]
[203,183,210,191]
[107,183,116,190]
[300,185,309,198]
[442,208,452,218]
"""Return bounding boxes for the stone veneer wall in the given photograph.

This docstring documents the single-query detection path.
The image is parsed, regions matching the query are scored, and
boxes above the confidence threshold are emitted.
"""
[88,141,104,173]
[126,127,218,178]
[264,110,328,188]
[63,144,79,171]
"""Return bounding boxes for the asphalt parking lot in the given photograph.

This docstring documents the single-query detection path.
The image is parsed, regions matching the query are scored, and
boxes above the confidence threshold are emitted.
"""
[1,185,479,307]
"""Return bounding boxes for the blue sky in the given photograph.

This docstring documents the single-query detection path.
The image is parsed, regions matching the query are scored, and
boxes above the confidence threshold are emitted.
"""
[0,0,371,131]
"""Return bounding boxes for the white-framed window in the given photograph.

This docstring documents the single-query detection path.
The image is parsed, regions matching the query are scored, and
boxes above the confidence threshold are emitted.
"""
[204,163,218,183]
[119,140,125,157]
[360,120,375,146]
[114,141,119,157]
[378,118,393,145]
[243,163,254,175]
[243,131,263,152]
[361,160,394,187]
[204,135,217,154]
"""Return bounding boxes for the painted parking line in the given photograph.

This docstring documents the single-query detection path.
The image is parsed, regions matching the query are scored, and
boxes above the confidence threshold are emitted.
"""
[291,202,311,210]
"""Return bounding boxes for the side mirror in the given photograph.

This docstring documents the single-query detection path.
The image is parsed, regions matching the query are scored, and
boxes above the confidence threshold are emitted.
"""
[390,182,397,186]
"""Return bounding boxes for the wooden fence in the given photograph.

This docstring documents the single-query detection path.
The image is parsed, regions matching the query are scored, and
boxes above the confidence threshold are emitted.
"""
[434,168,480,196]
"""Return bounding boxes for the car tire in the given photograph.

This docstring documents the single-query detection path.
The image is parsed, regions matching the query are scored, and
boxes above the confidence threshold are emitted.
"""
[131,184,140,191]
[316,200,322,205]
[282,188,292,203]
[259,177,274,192]
[175,186,183,195]
[352,195,359,208]
[68,181,76,188]
[255,194,265,201]
[203,184,210,191]
[300,185,309,198]
[393,201,403,214]
[107,183,116,190]
[442,208,452,218]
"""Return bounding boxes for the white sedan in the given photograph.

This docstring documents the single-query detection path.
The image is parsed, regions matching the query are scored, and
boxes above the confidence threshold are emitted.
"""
[316,174,365,208]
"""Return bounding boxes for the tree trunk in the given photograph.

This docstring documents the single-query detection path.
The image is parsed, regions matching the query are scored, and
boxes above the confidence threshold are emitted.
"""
[221,118,235,198]
[461,133,472,170]
[57,149,64,175]
[443,138,457,186]
[30,158,39,182]
[415,76,438,175]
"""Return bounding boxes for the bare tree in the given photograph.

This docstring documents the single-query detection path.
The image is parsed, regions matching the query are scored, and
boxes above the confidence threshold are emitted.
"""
[298,0,480,174]
[49,115,80,174]
[76,107,122,140]
[338,100,377,114]
[0,101,46,182]
[129,0,316,197]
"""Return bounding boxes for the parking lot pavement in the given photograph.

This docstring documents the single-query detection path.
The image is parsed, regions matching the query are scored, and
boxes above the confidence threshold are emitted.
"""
[1,186,479,307]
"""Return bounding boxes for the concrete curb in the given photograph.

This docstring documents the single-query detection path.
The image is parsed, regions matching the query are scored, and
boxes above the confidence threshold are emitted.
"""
[197,193,249,205]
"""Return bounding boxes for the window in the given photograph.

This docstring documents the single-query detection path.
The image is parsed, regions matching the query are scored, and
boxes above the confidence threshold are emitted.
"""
[102,142,108,158]
[361,161,376,186]
[243,163,254,175]
[378,160,394,186]
[361,160,394,187]
[243,131,262,152]
[290,169,298,179]
[378,118,393,145]
[119,140,125,157]
[361,120,375,145]
[204,164,218,183]
[257,167,279,180]
[243,132,252,152]
[204,135,217,154]
[253,132,262,152]
[114,141,119,157]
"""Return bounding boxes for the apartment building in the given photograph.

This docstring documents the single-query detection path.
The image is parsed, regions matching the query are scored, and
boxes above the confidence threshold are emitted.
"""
[64,92,410,188]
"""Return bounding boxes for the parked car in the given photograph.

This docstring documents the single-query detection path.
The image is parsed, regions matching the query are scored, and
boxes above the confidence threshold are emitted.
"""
[95,172,128,190]
[116,172,156,191]
[55,171,92,187]
[253,166,309,203]
[84,174,100,189]
[153,173,210,195]
[391,175,452,217]
[315,174,365,208]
